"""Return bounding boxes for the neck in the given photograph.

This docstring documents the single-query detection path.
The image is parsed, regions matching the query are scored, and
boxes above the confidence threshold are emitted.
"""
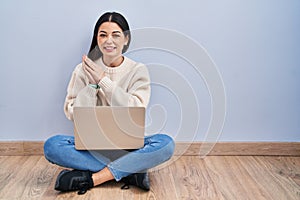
[102,55,124,67]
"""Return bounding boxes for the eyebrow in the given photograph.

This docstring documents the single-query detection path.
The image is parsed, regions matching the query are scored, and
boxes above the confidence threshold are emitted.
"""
[99,30,122,34]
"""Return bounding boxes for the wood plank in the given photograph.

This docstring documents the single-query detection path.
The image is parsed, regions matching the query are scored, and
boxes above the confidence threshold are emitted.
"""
[169,156,224,199]
[1,141,300,156]
[1,155,300,199]
[148,164,179,200]
[206,156,274,199]
[41,166,63,200]
[201,156,299,199]
[252,156,300,199]
[0,156,29,194]
[0,156,41,199]
[24,141,44,156]
[175,142,300,156]
[0,142,24,156]
[22,157,58,199]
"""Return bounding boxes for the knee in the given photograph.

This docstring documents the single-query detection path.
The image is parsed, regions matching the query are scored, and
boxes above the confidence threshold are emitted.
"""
[44,135,70,161]
[152,134,175,160]
[162,134,175,160]
[44,135,58,161]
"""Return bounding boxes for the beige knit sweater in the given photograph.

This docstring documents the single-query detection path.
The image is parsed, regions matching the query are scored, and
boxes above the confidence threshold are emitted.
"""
[64,56,151,121]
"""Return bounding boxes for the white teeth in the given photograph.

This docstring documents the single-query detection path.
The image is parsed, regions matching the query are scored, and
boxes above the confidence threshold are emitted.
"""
[105,47,115,50]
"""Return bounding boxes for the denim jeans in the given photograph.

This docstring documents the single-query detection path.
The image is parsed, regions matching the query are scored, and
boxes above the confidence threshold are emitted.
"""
[44,134,175,181]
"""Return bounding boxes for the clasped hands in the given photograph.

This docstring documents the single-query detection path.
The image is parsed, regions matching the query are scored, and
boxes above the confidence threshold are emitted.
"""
[82,55,105,85]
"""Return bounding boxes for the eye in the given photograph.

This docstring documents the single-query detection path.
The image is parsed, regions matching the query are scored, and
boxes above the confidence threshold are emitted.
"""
[99,34,107,38]
[112,34,121,38]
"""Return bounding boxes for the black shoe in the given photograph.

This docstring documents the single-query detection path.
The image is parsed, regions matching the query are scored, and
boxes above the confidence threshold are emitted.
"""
[55,169,94,195]
[121,172,150,191]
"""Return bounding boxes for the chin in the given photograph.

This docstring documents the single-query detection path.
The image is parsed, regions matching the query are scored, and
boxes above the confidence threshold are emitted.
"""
[104,52,122,57]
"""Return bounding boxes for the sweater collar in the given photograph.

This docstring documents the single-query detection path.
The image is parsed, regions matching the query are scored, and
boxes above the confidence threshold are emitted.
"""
[95,56,128,74]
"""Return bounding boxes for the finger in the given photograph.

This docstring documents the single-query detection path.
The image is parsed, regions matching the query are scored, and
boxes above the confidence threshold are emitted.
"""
[84,56,97,70]
[83,55,104,83]
[82,55,92,70]
[87,68,101,83]
[83,64,92,76]
[84,63,95,75]
[82,55,89,69]
[86,72,96,84]
[83,65,96,84]
[82,55,87,63]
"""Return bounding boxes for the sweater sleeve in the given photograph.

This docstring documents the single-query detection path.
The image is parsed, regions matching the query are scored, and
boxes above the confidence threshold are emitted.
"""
[64,64,98,121]
[98,65,151,107]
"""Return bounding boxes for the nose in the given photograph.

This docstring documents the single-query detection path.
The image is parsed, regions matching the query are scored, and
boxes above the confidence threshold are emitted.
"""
[106,34,113,43]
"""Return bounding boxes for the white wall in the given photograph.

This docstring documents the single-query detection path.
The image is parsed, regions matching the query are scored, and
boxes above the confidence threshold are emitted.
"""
[0,0,299,142]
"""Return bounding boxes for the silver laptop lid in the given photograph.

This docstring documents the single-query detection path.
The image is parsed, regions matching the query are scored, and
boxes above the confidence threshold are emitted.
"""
[73,106,145,150]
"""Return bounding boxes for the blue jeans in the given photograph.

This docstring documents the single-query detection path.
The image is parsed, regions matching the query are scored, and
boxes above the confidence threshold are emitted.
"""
[44,134,175,181]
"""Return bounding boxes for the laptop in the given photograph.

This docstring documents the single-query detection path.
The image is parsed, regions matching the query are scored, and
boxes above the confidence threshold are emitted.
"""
[73,106,145,150]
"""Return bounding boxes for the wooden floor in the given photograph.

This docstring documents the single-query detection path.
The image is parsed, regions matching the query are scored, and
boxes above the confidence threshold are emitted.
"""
[0,156,299,200]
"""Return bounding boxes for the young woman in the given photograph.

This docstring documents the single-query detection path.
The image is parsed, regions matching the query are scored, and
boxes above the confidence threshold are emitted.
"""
[44,12,175,195]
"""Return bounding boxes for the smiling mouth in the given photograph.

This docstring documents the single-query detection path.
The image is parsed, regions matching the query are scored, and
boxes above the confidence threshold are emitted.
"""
[104,46,116,51]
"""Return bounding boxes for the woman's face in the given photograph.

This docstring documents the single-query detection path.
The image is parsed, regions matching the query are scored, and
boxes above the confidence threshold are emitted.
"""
[97,22,129,60]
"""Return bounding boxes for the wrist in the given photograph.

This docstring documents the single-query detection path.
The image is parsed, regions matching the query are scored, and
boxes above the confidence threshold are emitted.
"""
[88,84,100,89]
